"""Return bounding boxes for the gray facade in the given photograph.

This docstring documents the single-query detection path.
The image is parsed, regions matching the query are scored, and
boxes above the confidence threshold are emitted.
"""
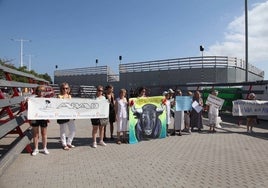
[54,56,264,96]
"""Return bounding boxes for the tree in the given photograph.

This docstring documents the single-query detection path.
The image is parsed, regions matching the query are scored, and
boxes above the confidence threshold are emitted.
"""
[0,58,52,83]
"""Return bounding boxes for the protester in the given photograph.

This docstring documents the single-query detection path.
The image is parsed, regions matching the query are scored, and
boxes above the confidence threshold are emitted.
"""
[104,84,116,140]
[246,92,257,133]
[91,85,107,148]
[57,82,76,150]
[184,91,193,133]
[172,89,184,136]
[115,89,128,144]
[138,86,147,97]
[163,91,171,136]
[208,90,220,133]
[30,85,50,155]
[190,90,203,132]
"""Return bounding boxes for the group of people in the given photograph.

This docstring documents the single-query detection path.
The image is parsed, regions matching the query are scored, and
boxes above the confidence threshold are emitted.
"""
[162,89,204,136]
[30,83,76,156]
[29,83,129,156]
[162,88,258,136]
[29,83,257,156]
[90,85,128,148]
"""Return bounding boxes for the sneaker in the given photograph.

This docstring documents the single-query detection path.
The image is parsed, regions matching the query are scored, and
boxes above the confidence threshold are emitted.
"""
[98,141,107,146]
[32,149,39,156]
[43,148,49,155]
[92,142,97,148]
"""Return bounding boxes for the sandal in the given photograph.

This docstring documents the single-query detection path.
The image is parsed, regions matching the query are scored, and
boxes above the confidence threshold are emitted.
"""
[63,146,69,150]
[116,140,121,145]
[67,144,75,148]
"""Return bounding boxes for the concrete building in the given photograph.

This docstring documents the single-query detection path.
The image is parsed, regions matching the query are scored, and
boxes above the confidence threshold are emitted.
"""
[54,56,264,96]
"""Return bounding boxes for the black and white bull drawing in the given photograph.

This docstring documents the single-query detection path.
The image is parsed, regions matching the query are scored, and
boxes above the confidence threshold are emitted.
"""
[131,103,164,141]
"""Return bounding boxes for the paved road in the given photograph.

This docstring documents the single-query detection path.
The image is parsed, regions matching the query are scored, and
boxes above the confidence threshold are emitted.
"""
[0,115,268,188]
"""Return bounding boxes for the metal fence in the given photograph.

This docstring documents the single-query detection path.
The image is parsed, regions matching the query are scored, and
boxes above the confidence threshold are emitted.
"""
[119,56,264,77]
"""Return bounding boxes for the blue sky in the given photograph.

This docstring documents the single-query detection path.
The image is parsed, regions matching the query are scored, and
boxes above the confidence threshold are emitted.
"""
[1,0,268,80]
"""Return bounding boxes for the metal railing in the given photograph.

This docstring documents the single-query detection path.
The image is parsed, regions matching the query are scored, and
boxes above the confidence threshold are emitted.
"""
[54,66,109,76]
[119,56,264,77]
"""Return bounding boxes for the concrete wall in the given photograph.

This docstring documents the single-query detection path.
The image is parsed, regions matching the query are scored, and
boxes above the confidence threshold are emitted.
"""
[54,67,263,97]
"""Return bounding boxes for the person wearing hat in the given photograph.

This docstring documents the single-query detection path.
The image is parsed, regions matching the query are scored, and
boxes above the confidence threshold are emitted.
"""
[163,91,171,137]
[246,93,257,133]
[168,88,176,117]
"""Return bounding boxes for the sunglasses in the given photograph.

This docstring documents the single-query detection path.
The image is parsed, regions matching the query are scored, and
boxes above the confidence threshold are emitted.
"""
[98,90,103,92]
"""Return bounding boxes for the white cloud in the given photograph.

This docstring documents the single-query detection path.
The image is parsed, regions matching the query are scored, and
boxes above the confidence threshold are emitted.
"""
[207,1,268,73]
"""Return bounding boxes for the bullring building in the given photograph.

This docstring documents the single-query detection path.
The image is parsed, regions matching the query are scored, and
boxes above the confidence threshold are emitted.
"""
[54,56,264,96]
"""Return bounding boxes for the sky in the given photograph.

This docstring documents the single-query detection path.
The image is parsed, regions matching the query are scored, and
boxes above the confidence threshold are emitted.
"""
[0,0,268,80]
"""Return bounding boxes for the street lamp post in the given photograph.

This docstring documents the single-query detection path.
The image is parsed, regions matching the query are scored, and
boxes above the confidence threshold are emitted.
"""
[25,54,34,71]
[11,38,31,67]
[96,59,98,67]
[245,0,248,82]
[119,55,122,64]
[200,45,205,81]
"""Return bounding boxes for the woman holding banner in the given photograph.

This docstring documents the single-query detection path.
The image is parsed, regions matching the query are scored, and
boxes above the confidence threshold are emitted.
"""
[184,91,193,133]
[57,82,76,150]
[190,90,203,132]
[30,85,50,155]
[91,85,107,148]
[208,90,219,133]
[104,84,116,141]
[172,89,184,136]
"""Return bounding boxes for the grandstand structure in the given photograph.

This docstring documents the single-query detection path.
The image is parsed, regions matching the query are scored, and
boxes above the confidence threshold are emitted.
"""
[54,56,264,96]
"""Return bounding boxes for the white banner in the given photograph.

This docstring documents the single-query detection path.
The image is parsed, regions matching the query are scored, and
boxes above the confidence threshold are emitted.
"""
[28,98,109,120]
[232,100,268,116]
[205,94,224,109]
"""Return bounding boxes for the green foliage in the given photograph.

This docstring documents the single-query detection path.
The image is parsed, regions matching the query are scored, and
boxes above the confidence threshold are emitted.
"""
[0,58,52,83]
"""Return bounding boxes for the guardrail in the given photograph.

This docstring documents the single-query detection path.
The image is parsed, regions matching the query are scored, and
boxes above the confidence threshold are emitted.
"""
[0,64,49,176]
[119,56,264,77]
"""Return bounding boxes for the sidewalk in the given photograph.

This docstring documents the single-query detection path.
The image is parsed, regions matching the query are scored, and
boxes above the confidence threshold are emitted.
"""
[0,114,268,188]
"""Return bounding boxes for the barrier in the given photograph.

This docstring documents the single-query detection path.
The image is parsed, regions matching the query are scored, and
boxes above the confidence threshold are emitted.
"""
[0,64,49,176]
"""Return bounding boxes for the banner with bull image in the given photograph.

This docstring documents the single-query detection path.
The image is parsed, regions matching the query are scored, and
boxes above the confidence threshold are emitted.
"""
[129,96,167,144]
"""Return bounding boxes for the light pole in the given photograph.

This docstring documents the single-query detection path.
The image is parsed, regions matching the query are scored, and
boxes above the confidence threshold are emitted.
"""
[11,38,31,67]
[25,54,34,71]
[245,0,248,82]
[95,59,98,67]
[119,55,122,64]
[200,45,205,81]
